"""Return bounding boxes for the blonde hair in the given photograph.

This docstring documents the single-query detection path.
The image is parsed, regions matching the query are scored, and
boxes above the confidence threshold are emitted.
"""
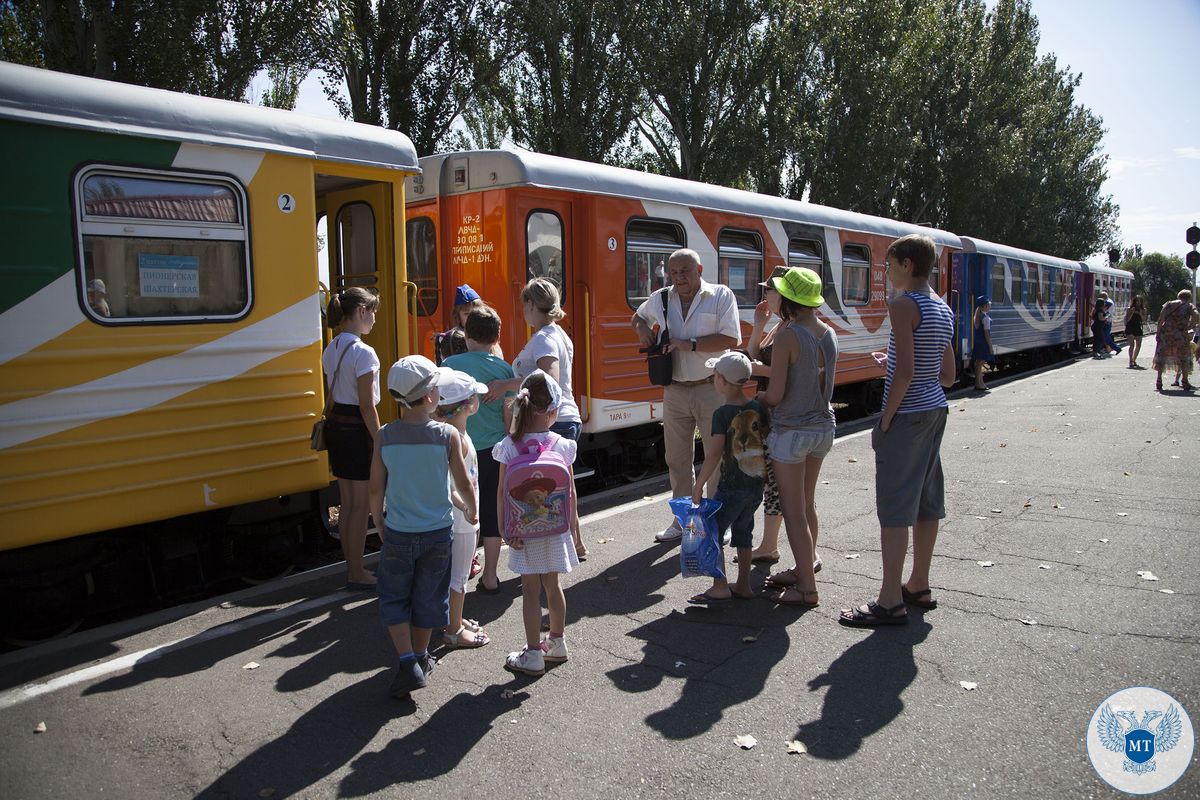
[509,371,555,440]
[522,277,566,321]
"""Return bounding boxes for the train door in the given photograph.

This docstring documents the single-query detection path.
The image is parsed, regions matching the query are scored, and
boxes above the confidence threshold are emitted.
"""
[511,194,574,352]
[320,180,402,420]
[405,207,443,361]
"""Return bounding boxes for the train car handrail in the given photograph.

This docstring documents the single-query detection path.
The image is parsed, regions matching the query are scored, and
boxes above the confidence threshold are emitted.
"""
[579,282,592,423]
[403,281,419,354]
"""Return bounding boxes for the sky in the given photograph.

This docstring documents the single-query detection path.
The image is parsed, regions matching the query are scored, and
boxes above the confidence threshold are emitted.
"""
[277,0,1200,267]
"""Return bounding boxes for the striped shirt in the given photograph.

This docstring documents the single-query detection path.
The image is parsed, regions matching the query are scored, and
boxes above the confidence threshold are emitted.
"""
[882,290,955,414]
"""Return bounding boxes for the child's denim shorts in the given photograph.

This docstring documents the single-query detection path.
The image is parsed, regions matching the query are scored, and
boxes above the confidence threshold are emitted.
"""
[715,487,763,549]
[377,526,452,628]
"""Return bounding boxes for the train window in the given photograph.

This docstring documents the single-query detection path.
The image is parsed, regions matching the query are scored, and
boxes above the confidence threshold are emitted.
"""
[1027,264,1040,305]
[991,262,1007,303]
[1009,262,1024,304]
[842,244,871,305]
[1041,266,1053,305]
[788,237,829,303]
[527,211,564,293]
[626,219,684,306]
[406,216,439,317]
[337,202,376,284]
[75,167,250,323]
[719,229,763,306]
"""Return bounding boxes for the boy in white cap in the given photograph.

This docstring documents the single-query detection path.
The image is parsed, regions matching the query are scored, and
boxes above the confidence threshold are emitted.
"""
[370,355,477,700]
[432,370,491,648]
[687,351,769,605]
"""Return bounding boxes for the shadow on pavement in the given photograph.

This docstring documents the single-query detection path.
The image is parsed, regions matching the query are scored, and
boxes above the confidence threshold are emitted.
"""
[792,616,932,759]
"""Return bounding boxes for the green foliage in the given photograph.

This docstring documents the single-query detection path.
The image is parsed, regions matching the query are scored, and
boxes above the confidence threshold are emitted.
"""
[1124,252,1192,319]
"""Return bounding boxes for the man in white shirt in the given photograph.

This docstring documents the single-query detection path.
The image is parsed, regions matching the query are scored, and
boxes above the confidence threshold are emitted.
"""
[632,248,741,541]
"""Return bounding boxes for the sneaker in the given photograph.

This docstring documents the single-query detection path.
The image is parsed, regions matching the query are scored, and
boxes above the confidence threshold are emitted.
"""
[654,524,683,543]
[389,659,426,698]
[417,652,438,678]
[543,636,569,663]
[504,646,546,676]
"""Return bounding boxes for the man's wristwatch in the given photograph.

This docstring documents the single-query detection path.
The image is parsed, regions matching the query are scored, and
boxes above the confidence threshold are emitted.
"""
[690,339,697,351]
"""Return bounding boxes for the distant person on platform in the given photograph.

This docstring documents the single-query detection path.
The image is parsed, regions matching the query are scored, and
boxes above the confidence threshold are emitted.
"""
[87,279,110,317]
[1100,291,1121,356]
[631,248,741,543]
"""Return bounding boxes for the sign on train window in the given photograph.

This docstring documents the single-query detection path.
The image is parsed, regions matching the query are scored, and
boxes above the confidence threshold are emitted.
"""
[527,211,564,293]
[625,218,684,307]
[1009,262,1024,304]
[406,217,439,317]
[75,167,250,323]
[842,244,871,306]
[991,262,1007,304]
[719,229,762,307]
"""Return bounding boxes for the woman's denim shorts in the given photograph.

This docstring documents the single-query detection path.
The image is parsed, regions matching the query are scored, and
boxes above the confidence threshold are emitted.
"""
[767,427,834,464]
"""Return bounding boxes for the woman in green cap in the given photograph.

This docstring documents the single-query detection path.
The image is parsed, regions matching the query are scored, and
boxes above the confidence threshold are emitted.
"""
[758,266,838,607]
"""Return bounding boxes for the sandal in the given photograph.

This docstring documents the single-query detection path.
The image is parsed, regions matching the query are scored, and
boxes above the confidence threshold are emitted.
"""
[764,559,822,586]
[774,588,819,607]
[443,625,490,648]
[838,601,908,627]
[901,585,937,609]
[732,551,779,565]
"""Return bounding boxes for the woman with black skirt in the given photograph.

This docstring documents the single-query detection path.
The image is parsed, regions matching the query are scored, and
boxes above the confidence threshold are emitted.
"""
[322,288,382,589]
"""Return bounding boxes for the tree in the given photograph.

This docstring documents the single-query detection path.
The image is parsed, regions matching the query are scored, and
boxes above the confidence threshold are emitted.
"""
[318,0,516,155]
[1,0,321,101]
[1125,252,1191,319]
[491,0,640,163]
[625,0,774,183]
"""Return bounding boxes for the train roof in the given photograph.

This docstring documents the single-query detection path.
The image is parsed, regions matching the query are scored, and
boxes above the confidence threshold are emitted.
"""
[958,237,1087,271]
[0,63,419,172]
[412,150,961,248]
[1083,262,1135,279]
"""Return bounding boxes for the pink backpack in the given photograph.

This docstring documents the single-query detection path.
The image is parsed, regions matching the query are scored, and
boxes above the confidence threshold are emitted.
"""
[502,434,574,540]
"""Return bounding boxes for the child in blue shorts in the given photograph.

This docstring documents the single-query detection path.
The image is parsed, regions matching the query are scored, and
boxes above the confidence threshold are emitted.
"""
[688,352,769,604]
[370,355,477,700]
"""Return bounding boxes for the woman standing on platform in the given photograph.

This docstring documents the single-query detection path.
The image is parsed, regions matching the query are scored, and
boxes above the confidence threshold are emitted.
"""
[1152,289,1198,392]
[322,287,382,589]
[971,297,995,391]
[1124,296,1145,369]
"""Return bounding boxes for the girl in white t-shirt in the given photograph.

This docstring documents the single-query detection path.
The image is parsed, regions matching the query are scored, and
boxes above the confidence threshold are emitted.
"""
[490,278,587,559]
[494,371,578,676]
[321,288,381,589]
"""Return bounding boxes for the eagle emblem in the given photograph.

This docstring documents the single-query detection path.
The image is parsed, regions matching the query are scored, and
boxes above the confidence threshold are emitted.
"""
[1096,703,1184,775]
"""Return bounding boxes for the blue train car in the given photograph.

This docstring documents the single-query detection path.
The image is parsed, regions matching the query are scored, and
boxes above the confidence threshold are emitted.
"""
[952,237,1087,368]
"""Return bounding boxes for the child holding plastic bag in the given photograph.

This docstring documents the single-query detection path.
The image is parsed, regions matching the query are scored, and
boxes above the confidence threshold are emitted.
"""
[671,497,725,582]
[685,352,769,605]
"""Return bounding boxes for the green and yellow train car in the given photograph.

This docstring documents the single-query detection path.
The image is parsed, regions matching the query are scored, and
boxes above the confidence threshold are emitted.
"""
[0,63,420,639]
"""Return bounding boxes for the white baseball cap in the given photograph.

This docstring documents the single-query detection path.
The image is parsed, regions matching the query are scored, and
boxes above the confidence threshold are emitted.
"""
[387,355,455,407]
[439,370,488,405]
[705,351,752,384]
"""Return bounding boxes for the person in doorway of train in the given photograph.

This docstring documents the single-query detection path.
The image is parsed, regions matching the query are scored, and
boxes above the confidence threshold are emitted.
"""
[632,248,742,543]
[1152,289,1198,392]
[1099,291,1121,356]
[370,355,476,700]
[971,296,995,391]
[322,287,382,590]
[1124,295,1145,369]
[433,370,491,649]
[485,278,588,560]
[755,267,838,608]
[86,278,110,317]
[444,305,515,592]
[840,234,955,627]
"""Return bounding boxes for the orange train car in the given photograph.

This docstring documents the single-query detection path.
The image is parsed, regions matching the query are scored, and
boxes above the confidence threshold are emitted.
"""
[404,150,960,474]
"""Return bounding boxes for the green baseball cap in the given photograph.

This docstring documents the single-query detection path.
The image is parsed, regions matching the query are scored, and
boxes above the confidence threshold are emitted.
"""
[771,266,823,308]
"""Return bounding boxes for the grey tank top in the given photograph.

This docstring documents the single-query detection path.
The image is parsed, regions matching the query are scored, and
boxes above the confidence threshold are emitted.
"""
[771,323,838,431]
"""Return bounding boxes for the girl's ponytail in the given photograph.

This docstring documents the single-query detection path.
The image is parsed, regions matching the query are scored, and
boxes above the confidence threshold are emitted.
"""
[508,371,555,440]
[326,287,379,329]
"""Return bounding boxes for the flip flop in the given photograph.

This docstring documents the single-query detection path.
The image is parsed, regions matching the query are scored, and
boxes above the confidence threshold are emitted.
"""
[838,601,908,627]
[687,592,732,606]
[901,585,937,609]
[774,588,819,608]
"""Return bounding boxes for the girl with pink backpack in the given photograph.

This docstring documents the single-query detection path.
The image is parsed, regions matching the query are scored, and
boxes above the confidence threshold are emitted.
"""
[492,370,578,676]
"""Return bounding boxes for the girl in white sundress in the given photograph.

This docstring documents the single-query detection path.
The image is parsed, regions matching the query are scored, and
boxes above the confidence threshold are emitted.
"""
[493,370,578,676]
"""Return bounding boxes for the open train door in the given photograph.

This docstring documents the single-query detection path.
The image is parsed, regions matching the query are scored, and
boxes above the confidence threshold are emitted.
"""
[319,180,402,421]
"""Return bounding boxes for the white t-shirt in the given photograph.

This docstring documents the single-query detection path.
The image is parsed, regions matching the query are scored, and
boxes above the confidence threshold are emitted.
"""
[512,324,581,423]
[634,279,742,381]
[492,431,578,466]
[322,332,380,406]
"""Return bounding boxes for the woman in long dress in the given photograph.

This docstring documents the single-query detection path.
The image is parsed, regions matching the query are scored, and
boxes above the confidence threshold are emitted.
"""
[1152,290,1198,392]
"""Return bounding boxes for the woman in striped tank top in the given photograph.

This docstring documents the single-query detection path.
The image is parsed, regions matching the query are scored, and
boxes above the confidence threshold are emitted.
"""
[840,235,957,628]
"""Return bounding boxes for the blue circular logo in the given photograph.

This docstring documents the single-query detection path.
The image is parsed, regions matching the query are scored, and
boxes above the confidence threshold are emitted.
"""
[1087,687,1194,794]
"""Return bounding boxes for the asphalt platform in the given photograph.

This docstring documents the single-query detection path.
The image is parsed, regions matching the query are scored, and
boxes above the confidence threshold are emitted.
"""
[0,340,1197,799]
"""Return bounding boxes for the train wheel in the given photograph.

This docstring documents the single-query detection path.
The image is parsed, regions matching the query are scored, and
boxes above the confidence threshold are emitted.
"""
[227,527,298,586]
[0,574,90,647]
